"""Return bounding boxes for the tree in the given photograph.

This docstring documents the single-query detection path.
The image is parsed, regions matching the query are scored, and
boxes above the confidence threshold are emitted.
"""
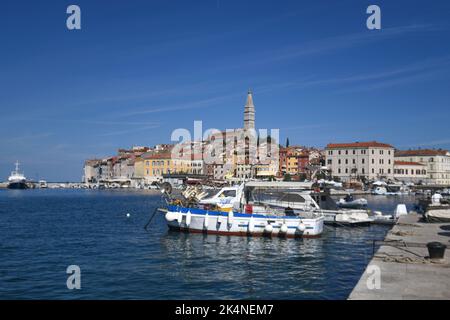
[283,174,292,181]
[286,137,290,148]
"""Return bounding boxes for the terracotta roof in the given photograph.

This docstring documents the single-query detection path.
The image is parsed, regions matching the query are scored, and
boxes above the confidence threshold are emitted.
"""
[394,161,425,166]
[141,153,172,160]
[326,141,394,149]
[395,149,448,157]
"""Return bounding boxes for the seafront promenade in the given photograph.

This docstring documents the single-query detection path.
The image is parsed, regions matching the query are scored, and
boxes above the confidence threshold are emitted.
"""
[349,214,450,299]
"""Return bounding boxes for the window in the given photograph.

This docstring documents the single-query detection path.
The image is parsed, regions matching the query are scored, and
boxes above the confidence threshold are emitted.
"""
[345,150,348,155]
[362,159,365,164]
[338,168,341,174]
[338,159,341,164]
[362,168,365,174]
[353,150,356,155]
[352,159,356,164]
[345,159,348,164]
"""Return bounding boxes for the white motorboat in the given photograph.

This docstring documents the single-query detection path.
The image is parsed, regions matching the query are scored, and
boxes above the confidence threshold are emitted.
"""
[336,197,368,209]
[372,186,387,195]
[39,180,48,188]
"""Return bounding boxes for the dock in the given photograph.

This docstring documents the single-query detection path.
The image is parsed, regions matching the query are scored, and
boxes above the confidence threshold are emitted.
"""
[349,213,450,299]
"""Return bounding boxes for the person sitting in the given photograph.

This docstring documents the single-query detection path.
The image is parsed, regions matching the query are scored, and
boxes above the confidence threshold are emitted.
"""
[344,193,353,202]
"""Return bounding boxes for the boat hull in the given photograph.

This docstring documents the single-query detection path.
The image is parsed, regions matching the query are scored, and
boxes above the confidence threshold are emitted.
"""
[165,205,324,238]
[7,182,28,189]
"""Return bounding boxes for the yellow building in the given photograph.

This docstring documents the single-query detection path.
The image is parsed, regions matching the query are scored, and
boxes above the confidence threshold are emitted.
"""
[286,155,299,174]
[134,156,145,178]
[142,152,196,178]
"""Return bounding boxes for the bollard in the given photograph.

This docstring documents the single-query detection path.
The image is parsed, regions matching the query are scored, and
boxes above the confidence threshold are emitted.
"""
[426,242,447,260]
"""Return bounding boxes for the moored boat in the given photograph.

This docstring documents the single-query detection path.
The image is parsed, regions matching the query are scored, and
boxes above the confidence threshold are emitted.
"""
[164,205,324,238]
[7,161,28,189]
[161,181,325,238]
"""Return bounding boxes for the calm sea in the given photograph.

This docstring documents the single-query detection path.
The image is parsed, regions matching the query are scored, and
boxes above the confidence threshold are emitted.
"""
[0,189,417,299]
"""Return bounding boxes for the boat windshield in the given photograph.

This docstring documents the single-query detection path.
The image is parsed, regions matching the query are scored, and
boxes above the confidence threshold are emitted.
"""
[218,190,236,198]
[277,193,306,203]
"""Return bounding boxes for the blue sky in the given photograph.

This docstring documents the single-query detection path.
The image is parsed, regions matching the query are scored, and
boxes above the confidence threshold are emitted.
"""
[1,0,450,181]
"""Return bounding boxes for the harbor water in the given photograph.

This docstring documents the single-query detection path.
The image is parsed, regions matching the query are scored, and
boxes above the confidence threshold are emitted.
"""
[0,189,417,299]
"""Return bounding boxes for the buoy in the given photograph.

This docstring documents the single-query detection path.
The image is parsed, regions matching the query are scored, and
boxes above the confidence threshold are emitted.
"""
[176,211,183,224]
[204,213,209,229]
[186,210,192,227]
[297,222,306,232]
[248,216,255,233]
[280,223,288,234]
[165,212,178,222]
[126,213,130,218]
[264,223,273,234]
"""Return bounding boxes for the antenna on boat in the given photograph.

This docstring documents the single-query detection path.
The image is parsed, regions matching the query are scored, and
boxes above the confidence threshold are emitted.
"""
[15,161,20,172]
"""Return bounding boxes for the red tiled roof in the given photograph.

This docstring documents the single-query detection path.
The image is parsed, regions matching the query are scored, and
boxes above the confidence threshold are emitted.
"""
[142,153,172,160]
[326,141,393,149]
[394,161,425,166]
[395,149,448,157]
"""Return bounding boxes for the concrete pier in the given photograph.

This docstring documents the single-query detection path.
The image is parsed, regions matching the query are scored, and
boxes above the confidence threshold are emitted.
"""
[349,213,450,300]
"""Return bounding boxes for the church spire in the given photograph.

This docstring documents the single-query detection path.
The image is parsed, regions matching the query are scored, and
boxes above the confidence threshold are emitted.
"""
[244,90,255,130]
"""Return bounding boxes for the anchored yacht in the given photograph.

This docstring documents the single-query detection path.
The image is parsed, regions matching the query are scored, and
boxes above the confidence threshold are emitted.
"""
[7,161,28,189]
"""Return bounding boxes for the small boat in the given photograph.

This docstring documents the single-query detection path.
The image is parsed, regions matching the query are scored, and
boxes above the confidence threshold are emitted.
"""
[39,180,48,188]
[336,196,368,209]
[372,186,387,195]
[7,161,28,189]
[424,193,450,222]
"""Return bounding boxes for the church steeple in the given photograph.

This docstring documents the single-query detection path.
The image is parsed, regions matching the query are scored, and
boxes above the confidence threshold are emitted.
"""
[244,90,255,130]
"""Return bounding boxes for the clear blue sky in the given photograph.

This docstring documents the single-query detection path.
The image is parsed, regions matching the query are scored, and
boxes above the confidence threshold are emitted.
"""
[1,0,450,181]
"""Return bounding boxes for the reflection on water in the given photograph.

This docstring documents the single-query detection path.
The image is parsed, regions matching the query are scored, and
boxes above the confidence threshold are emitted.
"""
[0,190,417,299]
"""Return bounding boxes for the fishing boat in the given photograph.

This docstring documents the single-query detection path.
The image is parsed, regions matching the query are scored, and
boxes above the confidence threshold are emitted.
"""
[161,182,324,238]
[7,161,28,189]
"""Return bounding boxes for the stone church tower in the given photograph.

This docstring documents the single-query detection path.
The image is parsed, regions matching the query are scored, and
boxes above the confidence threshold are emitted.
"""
[243,90,255,130]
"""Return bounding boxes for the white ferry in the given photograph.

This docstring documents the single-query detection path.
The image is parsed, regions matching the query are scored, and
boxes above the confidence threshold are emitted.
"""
[7,161,27,189]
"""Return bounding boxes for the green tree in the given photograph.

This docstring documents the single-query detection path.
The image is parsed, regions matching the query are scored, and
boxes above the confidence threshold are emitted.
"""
[286,137,290,147]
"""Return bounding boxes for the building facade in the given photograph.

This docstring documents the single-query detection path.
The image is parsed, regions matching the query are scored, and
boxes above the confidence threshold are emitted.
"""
[393,161,427,183]
[394,149,450,185]
[325,141,395,182]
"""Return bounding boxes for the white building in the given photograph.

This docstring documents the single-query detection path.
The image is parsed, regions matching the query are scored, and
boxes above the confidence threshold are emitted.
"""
[394,149,450,185]
[393,161,427,183]
[325,141,394,182]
